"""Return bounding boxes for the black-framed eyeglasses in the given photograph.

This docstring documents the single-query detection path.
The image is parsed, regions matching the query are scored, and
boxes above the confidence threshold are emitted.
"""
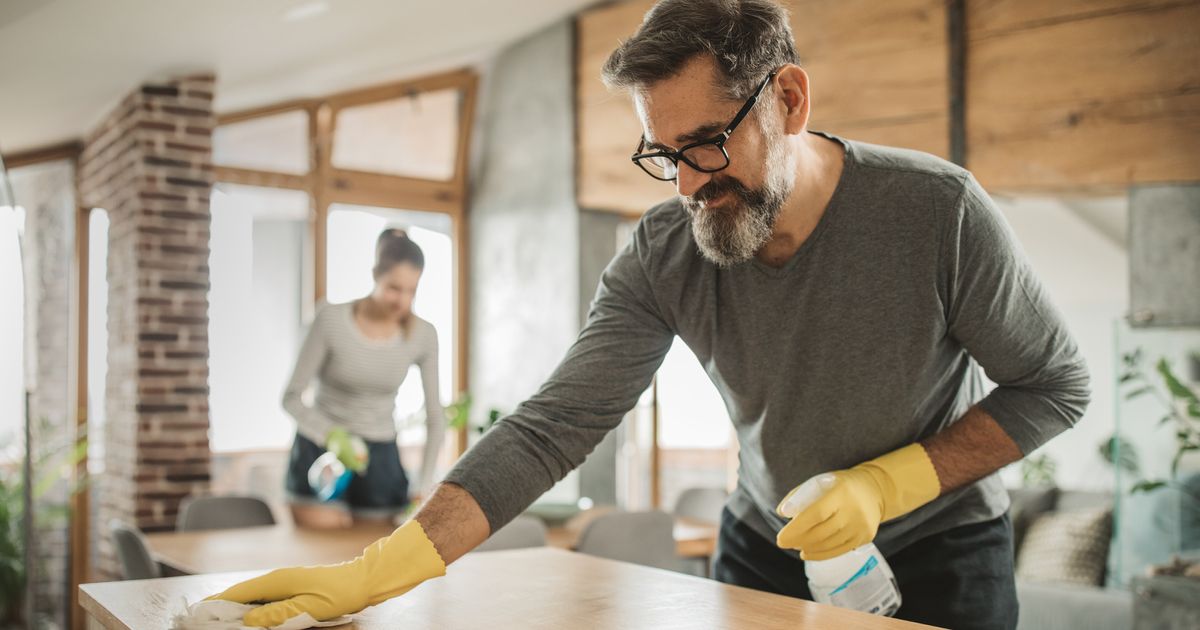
[631,70,778,182]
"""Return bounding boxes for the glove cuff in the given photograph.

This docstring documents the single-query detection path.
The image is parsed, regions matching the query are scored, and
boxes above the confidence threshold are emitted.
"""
[363,519,447,606]
[859,443,941,522]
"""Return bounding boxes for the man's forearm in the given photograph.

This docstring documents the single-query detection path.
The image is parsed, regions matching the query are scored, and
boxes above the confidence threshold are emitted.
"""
[921,404,1024,493]
[412,482,491,564]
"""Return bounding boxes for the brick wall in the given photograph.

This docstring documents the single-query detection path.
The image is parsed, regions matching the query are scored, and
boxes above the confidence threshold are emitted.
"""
[77,74,216,578]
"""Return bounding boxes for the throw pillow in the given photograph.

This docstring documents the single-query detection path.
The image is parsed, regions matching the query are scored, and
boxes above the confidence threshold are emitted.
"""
[1016,507,1112,586]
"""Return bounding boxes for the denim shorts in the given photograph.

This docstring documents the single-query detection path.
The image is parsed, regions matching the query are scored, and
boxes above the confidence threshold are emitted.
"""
[285,432,410,519]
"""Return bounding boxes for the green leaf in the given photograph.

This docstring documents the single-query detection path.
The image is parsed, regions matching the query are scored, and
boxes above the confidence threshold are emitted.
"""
[1125,386,1155,400]
[1098,435,1140,474]
[1157,359,1200,405]
[1131,480,1168,494]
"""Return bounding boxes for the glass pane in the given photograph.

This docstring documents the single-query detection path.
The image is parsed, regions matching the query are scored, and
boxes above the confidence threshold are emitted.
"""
[331,89,460,180]
[208,184,310,451]
[1110,320,1200,587]
[213,110,310,175]
[326,204,455,452]
[0,198,23,463]
[87,209,109,474]
[658,338,734,509]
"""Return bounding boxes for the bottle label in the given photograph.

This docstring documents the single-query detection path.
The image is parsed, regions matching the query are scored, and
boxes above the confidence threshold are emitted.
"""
[823,556,901,616]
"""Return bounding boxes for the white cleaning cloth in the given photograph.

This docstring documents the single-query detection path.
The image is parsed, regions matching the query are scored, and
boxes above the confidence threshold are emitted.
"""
[171,598,353,630]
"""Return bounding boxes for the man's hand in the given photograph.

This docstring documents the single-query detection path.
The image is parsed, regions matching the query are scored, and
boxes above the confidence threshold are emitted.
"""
[775,444,940,561]
[208,520,445,627]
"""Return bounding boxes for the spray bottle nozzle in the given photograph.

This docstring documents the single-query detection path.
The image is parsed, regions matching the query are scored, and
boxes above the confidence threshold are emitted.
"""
[777,473,839,518]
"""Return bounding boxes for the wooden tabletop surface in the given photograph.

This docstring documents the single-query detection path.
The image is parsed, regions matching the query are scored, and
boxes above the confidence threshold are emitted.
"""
[145,522,398,575]
[145,513,719,575]
[81,547,940,630]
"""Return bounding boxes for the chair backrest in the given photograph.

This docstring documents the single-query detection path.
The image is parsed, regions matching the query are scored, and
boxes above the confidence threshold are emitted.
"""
[672,487,728,525]
[109,520,160,580]
[576,510,681,572]
[176,495,276,532]
[475,515,548,552]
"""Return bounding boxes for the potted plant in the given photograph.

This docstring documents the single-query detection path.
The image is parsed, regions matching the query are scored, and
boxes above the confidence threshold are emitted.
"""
[1113,349,1200,496]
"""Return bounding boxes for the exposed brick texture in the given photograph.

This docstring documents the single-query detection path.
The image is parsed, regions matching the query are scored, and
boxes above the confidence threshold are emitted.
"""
[77,74,216,579]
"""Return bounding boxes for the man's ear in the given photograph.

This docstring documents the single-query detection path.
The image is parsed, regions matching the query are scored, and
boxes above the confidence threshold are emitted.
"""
[774,65,810,135]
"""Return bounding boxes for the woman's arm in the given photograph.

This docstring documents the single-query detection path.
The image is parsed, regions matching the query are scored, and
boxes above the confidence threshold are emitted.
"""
[416,324,446,497]
[283,307,337,445]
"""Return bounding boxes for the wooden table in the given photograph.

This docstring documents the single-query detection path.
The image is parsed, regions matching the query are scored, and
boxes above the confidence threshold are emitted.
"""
[146,515,719,575]
[81,547,941,629]
[145,522,397,575]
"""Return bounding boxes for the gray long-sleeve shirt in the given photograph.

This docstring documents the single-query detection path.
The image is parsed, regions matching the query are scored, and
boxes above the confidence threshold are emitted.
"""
[445,132,1090,554]
[283,301,446,490]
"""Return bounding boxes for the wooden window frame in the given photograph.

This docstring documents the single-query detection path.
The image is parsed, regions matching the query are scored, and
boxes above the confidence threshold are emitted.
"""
[215,68,478,458]
[25,69,476,629]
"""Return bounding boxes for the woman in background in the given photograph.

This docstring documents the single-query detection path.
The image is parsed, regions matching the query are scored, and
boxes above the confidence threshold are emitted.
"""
[283,228,445,528]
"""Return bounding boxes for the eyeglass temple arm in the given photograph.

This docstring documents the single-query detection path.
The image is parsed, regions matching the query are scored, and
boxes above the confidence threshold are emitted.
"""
[723,71,779,137]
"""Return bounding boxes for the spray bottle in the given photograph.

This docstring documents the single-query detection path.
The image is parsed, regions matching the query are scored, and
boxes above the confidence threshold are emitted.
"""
[777,473,902,616]
[308,429,369,502]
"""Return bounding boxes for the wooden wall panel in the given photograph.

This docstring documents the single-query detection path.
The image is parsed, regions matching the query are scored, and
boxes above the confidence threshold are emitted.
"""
[967,0,1200,190]
[576,0,666,214]
[789,0,949,158]
[576,0,950,215]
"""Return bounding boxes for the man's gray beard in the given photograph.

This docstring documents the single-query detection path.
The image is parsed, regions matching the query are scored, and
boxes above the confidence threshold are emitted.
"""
[684,146,792,267]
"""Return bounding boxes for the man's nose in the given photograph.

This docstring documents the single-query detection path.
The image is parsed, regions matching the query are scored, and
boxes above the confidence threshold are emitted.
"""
[675,162,712,198]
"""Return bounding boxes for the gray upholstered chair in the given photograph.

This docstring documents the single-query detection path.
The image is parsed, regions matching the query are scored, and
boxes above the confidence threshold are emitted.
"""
[673,487,728,525]
[475,515,548,552]
[109,520,161,580]
[575,510,683,573]
[176,495,276,532]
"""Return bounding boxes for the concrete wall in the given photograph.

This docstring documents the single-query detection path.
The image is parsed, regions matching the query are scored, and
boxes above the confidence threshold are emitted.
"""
[468,20,583,503]
[1130,185,1200,327]
[576,209,625,506]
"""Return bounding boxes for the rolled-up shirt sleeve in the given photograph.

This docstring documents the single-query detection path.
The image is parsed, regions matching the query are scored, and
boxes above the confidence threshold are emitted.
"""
[941,174,1091,454]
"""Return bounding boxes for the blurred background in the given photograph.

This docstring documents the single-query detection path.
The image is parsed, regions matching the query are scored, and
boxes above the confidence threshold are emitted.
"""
[0,1,1197,629]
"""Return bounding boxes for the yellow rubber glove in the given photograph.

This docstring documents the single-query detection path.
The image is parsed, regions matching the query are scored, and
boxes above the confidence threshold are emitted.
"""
[775,443,940,561]
[209,520,446,627]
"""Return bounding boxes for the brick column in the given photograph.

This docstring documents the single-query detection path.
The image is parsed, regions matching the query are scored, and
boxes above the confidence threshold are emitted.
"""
[77,74,215,578]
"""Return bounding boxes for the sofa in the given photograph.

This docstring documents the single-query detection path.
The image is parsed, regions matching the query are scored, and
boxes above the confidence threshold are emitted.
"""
[1010,488,1133,630]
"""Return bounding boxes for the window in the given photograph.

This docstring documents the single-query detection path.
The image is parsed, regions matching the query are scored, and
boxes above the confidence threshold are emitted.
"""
[204,69,476,471]
[87,209,109,473]
[332,89,460,180]
[325,204,454,454]
[657,338,735,509]
[0,202,24,463]
[207,184,310,451]
[213,110,310,175]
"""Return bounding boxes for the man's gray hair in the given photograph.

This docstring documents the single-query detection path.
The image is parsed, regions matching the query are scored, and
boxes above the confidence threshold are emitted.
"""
[601,0,801,101]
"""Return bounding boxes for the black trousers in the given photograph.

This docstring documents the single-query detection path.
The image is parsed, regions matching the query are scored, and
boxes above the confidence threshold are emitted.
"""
[713,508,1019,630]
